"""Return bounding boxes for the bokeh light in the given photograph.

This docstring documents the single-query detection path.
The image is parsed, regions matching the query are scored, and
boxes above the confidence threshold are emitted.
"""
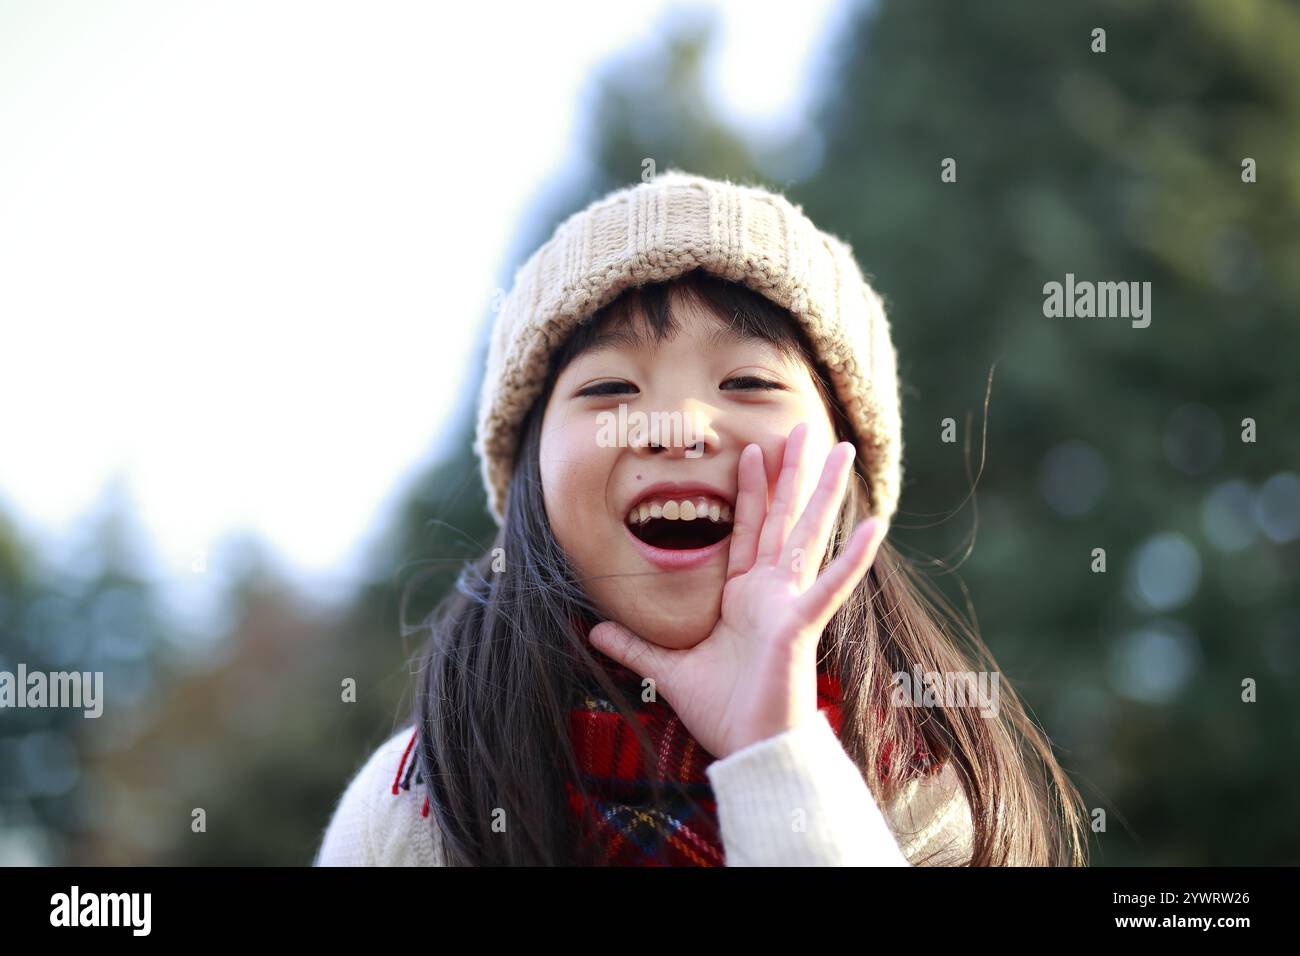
[1108,619,1201,705]
[1126,532,1202,612]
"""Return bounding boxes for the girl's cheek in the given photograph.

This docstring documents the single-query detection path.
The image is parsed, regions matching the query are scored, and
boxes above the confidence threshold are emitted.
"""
[540,418,611,509]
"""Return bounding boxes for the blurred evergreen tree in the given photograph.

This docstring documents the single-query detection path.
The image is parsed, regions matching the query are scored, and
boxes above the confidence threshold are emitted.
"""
[0,482,172,864]
[794,0,1300,864]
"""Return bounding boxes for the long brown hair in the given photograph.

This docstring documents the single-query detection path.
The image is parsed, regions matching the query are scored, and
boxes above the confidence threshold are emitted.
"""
[407,268,1090,866]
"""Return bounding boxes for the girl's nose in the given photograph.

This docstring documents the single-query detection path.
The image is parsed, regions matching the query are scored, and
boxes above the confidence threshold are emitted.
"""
[645,437,709,459]
[634,410,718,460]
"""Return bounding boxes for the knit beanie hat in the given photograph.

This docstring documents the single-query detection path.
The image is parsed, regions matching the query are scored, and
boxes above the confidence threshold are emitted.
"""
[473,169,903,528]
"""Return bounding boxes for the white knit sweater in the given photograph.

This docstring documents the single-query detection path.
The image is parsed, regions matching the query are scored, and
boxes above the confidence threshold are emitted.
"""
[314,708,974,866]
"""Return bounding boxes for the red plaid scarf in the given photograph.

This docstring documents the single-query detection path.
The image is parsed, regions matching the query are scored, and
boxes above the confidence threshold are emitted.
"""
[565,652,938,866]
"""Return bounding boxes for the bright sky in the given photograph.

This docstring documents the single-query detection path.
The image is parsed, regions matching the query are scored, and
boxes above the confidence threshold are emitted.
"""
[0,0,845,611]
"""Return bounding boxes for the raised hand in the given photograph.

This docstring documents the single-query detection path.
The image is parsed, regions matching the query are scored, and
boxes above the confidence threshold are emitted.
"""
[589,422,887,759]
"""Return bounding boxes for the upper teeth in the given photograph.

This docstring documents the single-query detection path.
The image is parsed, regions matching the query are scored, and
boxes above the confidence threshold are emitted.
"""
[626,496,733,526]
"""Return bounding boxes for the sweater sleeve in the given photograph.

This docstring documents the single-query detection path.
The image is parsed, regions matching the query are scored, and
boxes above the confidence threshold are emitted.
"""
[313,726,442,866]
[704,708,973,866]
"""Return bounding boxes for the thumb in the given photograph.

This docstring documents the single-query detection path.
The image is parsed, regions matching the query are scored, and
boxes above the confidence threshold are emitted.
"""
[588,621,672,686]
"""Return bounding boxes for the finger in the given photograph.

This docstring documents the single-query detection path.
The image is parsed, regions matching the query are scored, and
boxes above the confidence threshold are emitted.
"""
[726,443,767,581]
[754,422,810,567]
[797,518,884,633]
[781,441,857,585]
[588,621,675,686]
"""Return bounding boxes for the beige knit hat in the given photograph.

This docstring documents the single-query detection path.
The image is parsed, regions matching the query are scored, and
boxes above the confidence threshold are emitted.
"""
[473,169,903,528]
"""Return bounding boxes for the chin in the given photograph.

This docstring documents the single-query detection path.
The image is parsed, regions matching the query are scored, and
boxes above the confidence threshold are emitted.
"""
[579,538,726,648]
[622,594,722,651]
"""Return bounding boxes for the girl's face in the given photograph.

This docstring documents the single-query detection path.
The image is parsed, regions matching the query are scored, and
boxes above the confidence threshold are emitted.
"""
[539,288,839,650]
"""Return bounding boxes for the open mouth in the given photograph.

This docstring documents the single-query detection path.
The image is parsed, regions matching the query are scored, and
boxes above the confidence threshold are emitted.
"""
[625,496,734,551]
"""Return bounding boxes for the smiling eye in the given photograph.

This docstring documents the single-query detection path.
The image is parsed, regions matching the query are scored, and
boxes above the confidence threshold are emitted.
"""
[577,381,636,397]
[722,376,783,391]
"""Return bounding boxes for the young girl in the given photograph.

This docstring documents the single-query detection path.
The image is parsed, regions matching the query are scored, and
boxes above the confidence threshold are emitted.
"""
[315,170,1089,867]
